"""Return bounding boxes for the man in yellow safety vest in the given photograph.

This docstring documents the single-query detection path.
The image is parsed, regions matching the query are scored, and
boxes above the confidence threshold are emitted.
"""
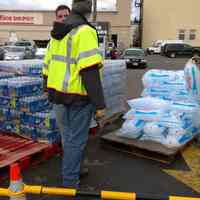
[43,0,105,188]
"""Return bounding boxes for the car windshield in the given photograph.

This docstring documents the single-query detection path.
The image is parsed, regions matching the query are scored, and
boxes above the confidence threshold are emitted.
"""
[5,47,25,52]
[124,49,144,56]
[15,42,31,47]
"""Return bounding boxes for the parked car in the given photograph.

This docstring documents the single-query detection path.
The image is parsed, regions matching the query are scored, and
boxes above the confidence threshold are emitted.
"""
[4,46,34,60]
[0,47,4,60]
[122,48,147,68]
[162,43,200,58]
[14,40,36,57]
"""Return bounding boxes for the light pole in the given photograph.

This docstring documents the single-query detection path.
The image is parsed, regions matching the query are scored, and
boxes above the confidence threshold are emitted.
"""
[135,0,143,47]
[92,0,97,23]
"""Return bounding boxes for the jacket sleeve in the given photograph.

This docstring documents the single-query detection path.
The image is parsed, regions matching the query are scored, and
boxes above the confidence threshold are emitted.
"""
[80,65,106,110]
[76,26,103,71]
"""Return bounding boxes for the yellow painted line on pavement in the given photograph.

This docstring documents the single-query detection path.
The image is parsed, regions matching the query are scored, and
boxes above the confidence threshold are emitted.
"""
[163,145,200,193]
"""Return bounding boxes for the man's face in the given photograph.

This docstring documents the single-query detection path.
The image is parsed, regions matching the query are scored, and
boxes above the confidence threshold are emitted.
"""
[56,9,70,23]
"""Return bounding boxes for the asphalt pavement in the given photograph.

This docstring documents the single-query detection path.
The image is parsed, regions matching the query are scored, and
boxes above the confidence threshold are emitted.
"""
[2,55,200,200]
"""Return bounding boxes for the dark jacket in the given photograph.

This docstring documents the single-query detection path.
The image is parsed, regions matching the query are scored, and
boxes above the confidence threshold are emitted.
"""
[44,12,105,110]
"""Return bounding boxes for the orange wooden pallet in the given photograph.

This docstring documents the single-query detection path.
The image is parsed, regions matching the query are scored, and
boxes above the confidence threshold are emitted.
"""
[0,132,61,182]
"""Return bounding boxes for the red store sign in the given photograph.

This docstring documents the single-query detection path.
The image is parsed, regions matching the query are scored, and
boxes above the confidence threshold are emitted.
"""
[0,13,43,24]
[0,14,34,24]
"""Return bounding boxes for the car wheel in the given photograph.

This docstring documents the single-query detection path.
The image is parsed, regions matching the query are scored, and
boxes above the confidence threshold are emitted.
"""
[193,52,199,57]
[126,63,132,69]
[170,52,176,58]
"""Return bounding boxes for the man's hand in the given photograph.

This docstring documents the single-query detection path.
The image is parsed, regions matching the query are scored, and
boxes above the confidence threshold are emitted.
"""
[95,109,106,120]
[43,91,48,97]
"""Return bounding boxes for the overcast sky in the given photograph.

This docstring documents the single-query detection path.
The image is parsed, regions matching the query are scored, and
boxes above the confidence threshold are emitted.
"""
[0,0,139,19]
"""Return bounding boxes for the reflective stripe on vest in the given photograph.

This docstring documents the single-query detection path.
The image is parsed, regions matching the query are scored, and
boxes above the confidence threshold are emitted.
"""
[77,48,100,63]
[63,28,79,91]
[52,48,100,64]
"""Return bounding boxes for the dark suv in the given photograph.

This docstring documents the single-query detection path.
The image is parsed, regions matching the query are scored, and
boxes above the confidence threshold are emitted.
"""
[162,43,200,58]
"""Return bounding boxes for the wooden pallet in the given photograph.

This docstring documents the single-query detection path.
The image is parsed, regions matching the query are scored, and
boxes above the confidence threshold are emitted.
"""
[101,131,194,164]
[0,132,61,182]
[98,112,124,128]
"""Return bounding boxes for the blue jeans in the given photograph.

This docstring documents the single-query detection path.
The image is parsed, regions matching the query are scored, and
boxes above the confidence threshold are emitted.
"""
[53,103,94,188]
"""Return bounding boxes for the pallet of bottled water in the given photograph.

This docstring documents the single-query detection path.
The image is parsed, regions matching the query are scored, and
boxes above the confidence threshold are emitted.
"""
[0,59,43,76]
[102,60,127,119]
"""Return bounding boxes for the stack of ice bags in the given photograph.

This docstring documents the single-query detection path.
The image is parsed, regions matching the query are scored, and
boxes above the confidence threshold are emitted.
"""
[117,60,200,148]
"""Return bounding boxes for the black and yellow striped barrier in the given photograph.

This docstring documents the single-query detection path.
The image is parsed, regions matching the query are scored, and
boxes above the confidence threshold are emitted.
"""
[1,163,199,199]
[0,185,200,200]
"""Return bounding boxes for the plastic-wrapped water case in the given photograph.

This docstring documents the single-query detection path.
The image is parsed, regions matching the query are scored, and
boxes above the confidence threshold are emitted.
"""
[0,120,20,133]
[0,96,11,108]
[0,79,9,96]
[0,108,20,121]
[0,72,15,79]
[0,108,11,121]
[0,96,20,110]
[20,125,37,139]
[20,110,57,129]
[36,128,61,144]
[0,60,43,76]
[7,76,42,97]
[19,95,50,113]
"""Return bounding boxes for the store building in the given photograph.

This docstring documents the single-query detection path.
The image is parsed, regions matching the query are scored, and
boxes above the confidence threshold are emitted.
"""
[0,0,132,49]
[142,0,200,48]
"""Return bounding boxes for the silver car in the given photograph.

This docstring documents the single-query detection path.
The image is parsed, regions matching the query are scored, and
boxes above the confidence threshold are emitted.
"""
[3,46,33,60]
[122,48,147,68]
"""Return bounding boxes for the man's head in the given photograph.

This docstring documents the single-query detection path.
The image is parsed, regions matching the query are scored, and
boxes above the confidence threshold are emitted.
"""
[72,0,92,17]
[55,5,71,22]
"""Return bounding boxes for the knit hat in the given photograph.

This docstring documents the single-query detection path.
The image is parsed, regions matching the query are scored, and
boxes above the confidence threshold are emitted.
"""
[72,0,92,15]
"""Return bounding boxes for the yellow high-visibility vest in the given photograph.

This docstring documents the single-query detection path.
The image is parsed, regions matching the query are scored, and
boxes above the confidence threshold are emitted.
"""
[43,25,103,96]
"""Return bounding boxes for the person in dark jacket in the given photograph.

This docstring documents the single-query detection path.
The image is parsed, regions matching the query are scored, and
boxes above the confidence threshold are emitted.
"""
[43,0,105,188]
